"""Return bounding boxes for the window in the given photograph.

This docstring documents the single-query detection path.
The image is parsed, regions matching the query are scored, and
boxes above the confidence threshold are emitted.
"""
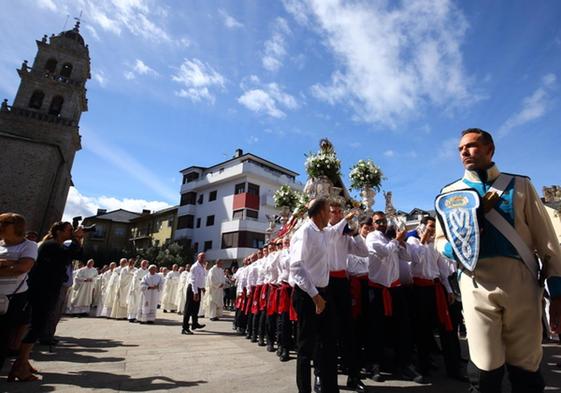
[209,190,217,201]
[222,232,238,249]
[182,172,199,184]
[235,183,246,194]
[92,224,106,239]
[233,209,243,220]
[197,194,204,204]
[48,95,64,116]
[177,214,194,229]
[222,231,265,249]
[206,215,215,226]
[196,218,201,228]
[45,58,57,73]
[204,241,213,252]
[28,90,45,109]
[60,62,73,78]
[193,242,199,252]
[246,209,258,220]
[180,192,196,206]
[114,227,126,237]
[248,183,260,196]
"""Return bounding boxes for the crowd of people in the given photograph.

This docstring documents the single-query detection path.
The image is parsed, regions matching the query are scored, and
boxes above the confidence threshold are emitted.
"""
[1,129,560,393]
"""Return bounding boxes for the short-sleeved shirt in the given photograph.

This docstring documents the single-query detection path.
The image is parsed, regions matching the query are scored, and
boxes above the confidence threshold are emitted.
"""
[0,239,38,295]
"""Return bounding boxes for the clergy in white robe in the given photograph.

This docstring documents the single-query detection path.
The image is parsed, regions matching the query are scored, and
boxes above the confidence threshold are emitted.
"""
[102,259,127,317]
[95,263,116,317]
[161,264,180,312]
[207,260,226,320]
[127,260,149,321]
[200,266,210,317]
[138,265,164,323]
[175,266,189,314]
[68,260,98,314]
[110,261,136,319]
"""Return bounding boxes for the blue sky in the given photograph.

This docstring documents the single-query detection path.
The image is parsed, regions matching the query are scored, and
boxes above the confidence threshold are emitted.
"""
[1,0,560,219]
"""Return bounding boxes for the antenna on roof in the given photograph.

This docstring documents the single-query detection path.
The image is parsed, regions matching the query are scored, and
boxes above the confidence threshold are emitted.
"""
[73,10,83,31]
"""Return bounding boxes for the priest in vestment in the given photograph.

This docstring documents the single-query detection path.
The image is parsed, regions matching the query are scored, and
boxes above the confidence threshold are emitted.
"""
[127,260,149,321]
[110,259,136,319]
[138,265,164,323]
[207,260,226,321]
[68,259,98,315]
[174,266,188,314]
[102,258,127,317]
[95,262,115,317]
[161,264,180,312]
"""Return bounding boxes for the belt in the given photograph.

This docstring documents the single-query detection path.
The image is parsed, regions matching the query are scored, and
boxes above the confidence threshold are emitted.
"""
[413,277,453,332]
[329,270,347,278]
[368,279,400,317]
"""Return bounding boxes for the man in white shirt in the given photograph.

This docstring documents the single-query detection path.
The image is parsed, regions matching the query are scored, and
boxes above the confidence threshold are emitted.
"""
[407,216,463,381]
[264,242,281,352]
[289,198,353,393]
[276,237,293,362]
[326,202,369,392]
[365,211,423,384]
[181,253,207,334]
[253,248,269,346]
[246,251,262,341]
[233,260,248,334]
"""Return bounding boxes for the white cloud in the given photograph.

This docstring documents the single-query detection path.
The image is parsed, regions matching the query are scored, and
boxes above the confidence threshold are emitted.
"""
[123,59,158,80]
[85,25,100,41]
[384,150,395,158]
[238,78,298,118]
[36,0,57,11]
[83,128,178,203]
[498,73,556,137]
[248,136,259,144]
[288,0,474,127]
[219,9,243,29]
[262,18,291,72]
[437,137,459,160]
[93,70,107,86]
[63,187,171,222]
[282,0,310,25]
[172,58,225,104]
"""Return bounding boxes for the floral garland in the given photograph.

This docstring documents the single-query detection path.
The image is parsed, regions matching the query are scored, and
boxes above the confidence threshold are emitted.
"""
[273,185,299,210]
[304,152,341,181]
[349,159,383,191]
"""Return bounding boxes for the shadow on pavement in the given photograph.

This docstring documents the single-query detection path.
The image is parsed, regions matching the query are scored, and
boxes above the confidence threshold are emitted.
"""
[27,370,207,391]
[32,336,132,364]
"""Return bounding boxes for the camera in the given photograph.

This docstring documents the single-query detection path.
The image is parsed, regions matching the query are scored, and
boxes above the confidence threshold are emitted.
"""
[72,216,97,232]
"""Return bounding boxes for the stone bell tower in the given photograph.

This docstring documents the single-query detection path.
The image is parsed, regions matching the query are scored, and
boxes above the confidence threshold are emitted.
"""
[0,21,90,235]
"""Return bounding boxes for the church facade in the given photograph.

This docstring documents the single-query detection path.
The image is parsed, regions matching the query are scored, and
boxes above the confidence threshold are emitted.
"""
[0,22,90,235]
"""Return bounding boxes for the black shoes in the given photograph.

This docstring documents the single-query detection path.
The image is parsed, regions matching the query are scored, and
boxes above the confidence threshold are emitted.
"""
[192,323,206,329]
[279,348,289,362]
[368,364,384,382]
[398,365,427,384]
[181,329,193,335]
[258,337,266,347]
[266,343,275,352]
[313,376,321,393]
[346,377,367,393]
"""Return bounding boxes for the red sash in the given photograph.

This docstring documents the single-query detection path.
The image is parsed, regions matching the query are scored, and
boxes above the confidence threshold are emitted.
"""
[235,288,246,309]
[244,288,253,315]
[267,284,279,316]
[289,287,298,321]
[278,282,291,314]
[251,285,262,314]
[368,279,401,317]
[413,277,453,332]
[330,269,347,279]
[259,284,268,311]
[350,274,368,319]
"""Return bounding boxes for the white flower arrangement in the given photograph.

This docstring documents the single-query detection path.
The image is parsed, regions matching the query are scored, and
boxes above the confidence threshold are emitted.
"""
[305,152,341,180]
[349,159,383,191]
[273,185,299,210]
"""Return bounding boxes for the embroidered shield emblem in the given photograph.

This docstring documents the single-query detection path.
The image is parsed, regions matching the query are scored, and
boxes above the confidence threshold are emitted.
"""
[435,189,480,271]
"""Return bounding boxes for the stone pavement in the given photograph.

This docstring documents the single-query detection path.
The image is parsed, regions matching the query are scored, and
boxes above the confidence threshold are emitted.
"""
[1,310,561,392]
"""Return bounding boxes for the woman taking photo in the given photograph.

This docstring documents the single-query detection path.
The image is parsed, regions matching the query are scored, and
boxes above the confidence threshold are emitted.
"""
[0,213,37,380]
[8,220,83,382]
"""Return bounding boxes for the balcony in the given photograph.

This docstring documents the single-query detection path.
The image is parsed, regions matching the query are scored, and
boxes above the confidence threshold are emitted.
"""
[233,192,259,210]
[221,218,268,234]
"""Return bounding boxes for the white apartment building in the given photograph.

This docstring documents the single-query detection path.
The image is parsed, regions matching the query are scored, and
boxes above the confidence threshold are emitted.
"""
[174,149,301,264]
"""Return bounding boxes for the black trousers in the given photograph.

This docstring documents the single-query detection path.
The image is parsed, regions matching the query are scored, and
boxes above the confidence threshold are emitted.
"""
[328,276,354,376]
[367,286,413,368]
[350,278,370,377]
[182,285,200,330]
[23,288,60,344]
[293,285,338,393]
[277,311,291,348]
[412,284,461,376]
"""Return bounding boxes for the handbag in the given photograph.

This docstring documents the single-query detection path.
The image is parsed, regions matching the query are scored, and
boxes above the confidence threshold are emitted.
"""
[0,278,26,315]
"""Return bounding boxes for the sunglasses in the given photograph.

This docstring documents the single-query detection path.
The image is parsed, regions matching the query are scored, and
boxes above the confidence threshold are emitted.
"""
[374,219,387,225]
